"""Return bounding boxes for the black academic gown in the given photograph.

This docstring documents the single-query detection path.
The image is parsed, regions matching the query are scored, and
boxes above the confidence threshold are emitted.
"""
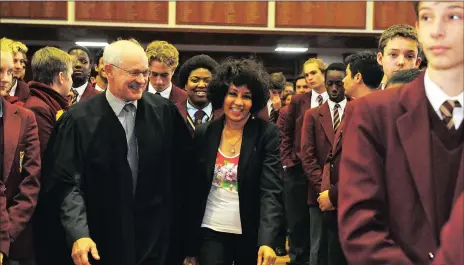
[36,92,192,265]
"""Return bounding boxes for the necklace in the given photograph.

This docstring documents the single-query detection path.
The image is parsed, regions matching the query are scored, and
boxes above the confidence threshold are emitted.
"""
[222,129,242,154]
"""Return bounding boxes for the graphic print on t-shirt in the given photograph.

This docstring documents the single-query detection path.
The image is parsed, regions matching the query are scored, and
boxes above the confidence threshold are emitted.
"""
[213,150,240,192]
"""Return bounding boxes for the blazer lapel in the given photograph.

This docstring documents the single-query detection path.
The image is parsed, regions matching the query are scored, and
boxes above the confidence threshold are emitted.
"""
[3,100,21,182]
[177,100,196,135]
[80,82,95,100]
[134,97,165,200]
[319,103,335,145]
[301,92,312,112]
[396,77,436,239]
[332,120,344,156]
[237,117,259,186]
[205,118,224,184]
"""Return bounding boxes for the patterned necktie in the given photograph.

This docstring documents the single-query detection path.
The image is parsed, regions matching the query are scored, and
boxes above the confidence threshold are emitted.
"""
[270,108,278,123]
[194,110,206,126]
[317,95,323,106]
[333,103,341,132]
[69,87,78,106]
[123,103,138,194]
[440,100,461,130]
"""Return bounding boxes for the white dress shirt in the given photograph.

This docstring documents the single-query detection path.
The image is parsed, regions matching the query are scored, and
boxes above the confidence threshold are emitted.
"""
[328,98,347,128]
[95,83,105,92]
[424,70,463,129]
[187,100,213,124]
[9,79,18,96]
[267,100,274,116]
[311,90,329,109]
[148,82,172,99]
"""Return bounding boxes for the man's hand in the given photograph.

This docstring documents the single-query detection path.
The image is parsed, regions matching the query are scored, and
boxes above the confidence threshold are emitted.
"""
[71,237,100,265]
[0,252,3,265]
[183,256,198,265]
[318,190,335,211]
[257,245,276,265]
[271,95,282,111]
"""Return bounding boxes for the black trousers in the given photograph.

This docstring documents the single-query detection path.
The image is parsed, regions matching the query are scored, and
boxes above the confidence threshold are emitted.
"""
[325,211,347,265]
[283,164,310,264]
[274,172,288,249]
[199,228,257,265]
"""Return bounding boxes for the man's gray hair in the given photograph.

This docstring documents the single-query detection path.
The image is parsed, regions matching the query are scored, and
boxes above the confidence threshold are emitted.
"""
[103,40,145,66]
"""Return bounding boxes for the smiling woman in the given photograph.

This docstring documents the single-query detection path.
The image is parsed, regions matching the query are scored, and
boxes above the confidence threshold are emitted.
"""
[184,58,283,265]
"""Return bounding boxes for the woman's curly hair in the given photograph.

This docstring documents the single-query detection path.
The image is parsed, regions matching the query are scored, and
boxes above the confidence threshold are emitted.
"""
[208,57,270,114]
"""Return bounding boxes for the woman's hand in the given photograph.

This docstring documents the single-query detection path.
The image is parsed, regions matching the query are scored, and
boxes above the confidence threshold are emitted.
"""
[257,245,276,265]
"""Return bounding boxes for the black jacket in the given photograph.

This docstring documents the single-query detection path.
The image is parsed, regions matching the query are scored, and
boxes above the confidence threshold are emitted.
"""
[35,91,192,265]
[186,115,284,255]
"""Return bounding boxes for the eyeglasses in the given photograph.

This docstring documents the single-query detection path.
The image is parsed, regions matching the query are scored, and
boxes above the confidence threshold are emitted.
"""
[110,64,151,78]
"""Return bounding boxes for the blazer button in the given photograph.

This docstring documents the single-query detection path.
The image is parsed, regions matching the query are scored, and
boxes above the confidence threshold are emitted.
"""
[428,252,434,260]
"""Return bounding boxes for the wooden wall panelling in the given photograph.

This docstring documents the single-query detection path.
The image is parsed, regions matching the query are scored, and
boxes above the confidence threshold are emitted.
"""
[374,1,416,30]
[0,1,67,20]
[75,1,168,24]
[176,1,267,26]
[275,1,366,29]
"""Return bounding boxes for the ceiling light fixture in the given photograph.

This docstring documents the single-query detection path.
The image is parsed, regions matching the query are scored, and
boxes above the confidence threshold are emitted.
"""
[275,46,308,53]
[75,41,109,47]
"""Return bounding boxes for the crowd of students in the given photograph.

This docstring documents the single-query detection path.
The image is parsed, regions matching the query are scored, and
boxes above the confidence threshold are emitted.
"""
[0,1,462,265]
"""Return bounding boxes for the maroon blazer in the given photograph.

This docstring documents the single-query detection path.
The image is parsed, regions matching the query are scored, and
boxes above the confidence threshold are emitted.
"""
[321,102,354,207]
[2,98,41,259]
[338,72,464,265]
[301,102,335,205]
[169,85,188,105]
[79,81,101,102]
[0,180,9,257]
[24,82,69,156]
[13,79,30,103]
[433,192,464,265]
[176,100,224,136]
[276,105,288,133]
[281,92,312,169]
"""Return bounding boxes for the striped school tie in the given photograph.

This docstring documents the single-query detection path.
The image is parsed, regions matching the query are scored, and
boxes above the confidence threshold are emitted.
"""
[333,103,341,132]
[317,95,323,106]
[440,100,461,130]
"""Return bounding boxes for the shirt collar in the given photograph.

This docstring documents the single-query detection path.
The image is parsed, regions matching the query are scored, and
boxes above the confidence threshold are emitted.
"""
[312,89,328,98]
[328,98,347,110]
[424,69,464,113]
[95,83,105,92]
[9,79,18,96]
[73,81,88,96]
[148,82,173,99]
[105,87,138,116]
[267,99,273,108]
[186,99,212,117]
